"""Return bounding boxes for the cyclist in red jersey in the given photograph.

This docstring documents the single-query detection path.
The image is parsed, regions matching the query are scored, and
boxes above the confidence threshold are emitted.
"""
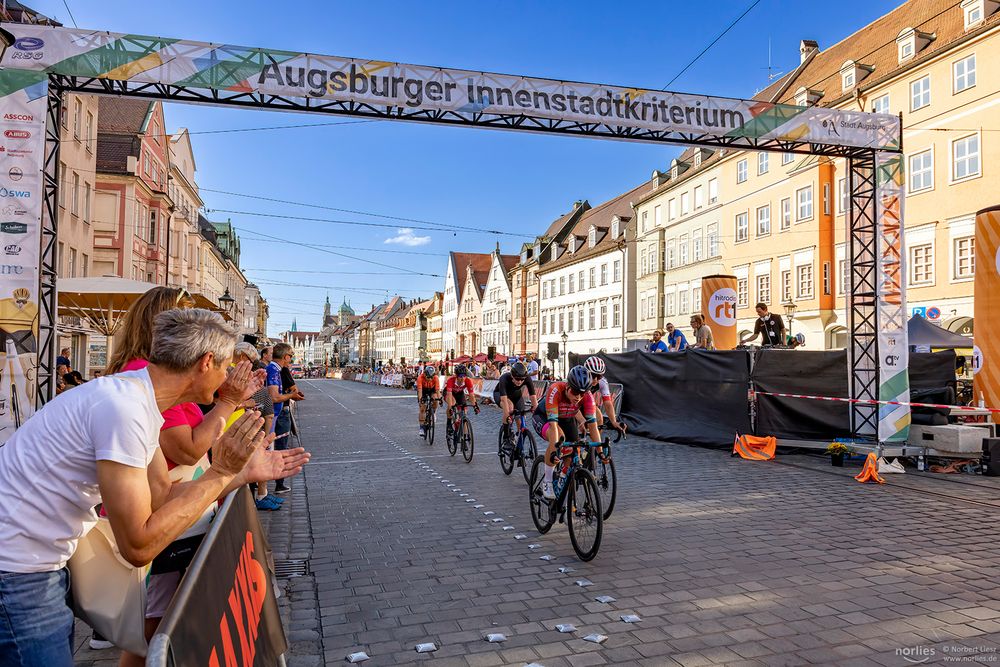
[444,364,479,438]
[532,365,601,499]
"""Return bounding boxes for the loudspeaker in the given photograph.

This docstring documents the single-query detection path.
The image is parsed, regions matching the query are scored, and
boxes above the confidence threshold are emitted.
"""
[488,346,496,361]
[546,342,559,361]
[242,333,259,346]
[984,438,1000,476]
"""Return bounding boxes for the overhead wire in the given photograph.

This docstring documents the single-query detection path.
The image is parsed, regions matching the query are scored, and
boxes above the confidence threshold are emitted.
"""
[662,0,764,90]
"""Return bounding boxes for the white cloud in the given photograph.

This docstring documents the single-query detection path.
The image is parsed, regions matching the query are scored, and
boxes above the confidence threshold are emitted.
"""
[384,228,431,246]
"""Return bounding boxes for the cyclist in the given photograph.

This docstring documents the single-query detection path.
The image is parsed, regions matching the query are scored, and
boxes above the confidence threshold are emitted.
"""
[444,364,480,438]
[580,356,628,436]
[494,361,539,452]
[532,365,601,500]
[416,365,441,437]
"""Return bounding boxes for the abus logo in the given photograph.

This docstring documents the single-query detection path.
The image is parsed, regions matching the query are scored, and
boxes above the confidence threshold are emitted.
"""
[4,244,20,256]
[12,37,43,51]
[708,287,738,327]
[4,130,29,139]
[0,187,30,199]
[8,168,22,181]
[0,222,27,234]
[3,114,32,122]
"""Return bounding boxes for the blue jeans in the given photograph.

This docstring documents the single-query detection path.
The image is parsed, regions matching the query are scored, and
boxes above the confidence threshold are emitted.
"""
[274,407,291,452]
[0,569,74,667]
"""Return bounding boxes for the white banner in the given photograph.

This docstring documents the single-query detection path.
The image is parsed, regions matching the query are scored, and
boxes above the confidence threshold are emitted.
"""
[0,74,46,444]
[0,24,900,152]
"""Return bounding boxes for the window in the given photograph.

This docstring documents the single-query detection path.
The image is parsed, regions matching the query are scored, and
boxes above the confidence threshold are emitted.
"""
[600,304,608,329]
[679,289,689,314]
[707,224,719,257]
[148,209,157,244]
[601,264,608,285]
[567,310,573,332]
[737,278,748,308]
[69,248,77,278]
[955,55,976,92]
[589,267,596,288]
[708,178,718,204]
[681,192,690,216]
[757,274,770,305]
[900,40,914,61]
[797,264,814,299]
[839,259,848,294]
[668,199,677,220]
[578,309,584,330]
[909,150,934,192]
[666,240,676,268]
[71,172,79,216]
[542,282,548,299]
[559,313,564,333]
[737,159,748,183]
[665,293,675,316]
[758,152,769,175]
[756,205,771,237]
[73,99,81,139]
[693,230,704,262]
[872,94,890,115]
[82,253,88,277]
[796,186,813,221]
[782,152,794,165]
[559,276,565,295]
[952,134,980,181]
[613,260,621,282]
[837,178,847,215]
[780,198,791,230]
[842,69,855,90]
[679,235,689,265]
[782,270,792,302]
[654,204,662,228]
[641,210,648,232]
[694,185,704,209]
[911,76,930,111]
[568,273,575,293]
[910,243,934,285]
[735,213,749,242]
[954,236,975,279]
[541,315,547,335]
[692,287,701,312]
[613,303,621,327]
[143,152,150,176]
[965,1,984,27]
[823,261,831,295]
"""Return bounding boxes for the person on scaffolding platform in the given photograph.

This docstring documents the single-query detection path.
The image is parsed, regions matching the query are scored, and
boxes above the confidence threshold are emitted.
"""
[740,302,785,347]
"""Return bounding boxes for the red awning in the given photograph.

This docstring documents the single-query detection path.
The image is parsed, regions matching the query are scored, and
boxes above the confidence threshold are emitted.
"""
[473,353,488,363]
[449,355,472,364]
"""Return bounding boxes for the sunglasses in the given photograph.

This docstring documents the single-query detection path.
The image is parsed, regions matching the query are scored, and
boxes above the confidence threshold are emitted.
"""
[512,376,525,383]
[175,288,192,306]
[567,387,582,399]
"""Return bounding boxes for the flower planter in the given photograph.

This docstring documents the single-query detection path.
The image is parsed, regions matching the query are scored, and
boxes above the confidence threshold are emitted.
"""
[831,453,845,467]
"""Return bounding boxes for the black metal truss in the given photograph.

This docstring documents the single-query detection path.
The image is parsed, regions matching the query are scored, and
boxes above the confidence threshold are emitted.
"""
[48,74,890,159]
[37,87,61,405]
[847,156,879,442]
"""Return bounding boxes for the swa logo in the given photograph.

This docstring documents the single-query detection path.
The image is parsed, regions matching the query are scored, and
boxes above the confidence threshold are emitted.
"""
[0,187,30,198]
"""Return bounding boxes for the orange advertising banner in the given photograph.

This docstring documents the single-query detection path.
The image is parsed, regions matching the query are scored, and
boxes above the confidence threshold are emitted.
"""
[701,275,738,350]
[974,206,1000,407]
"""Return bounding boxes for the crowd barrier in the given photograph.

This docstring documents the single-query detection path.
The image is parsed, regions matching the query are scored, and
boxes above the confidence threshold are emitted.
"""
[147,486,287,667]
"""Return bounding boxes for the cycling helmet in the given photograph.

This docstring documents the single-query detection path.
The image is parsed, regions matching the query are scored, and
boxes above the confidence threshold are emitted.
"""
[510,362,528,379]
[584,356,606,377]
[455,364,468,377]
[423,365,436,377]
[566,365,590,393]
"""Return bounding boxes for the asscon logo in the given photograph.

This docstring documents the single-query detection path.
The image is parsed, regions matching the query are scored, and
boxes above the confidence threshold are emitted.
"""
[3,114,33,123]
[708,287,738,326]
[4,130,30,139]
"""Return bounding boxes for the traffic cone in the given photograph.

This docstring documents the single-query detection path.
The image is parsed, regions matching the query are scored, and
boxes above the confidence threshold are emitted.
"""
[854,452,885,484]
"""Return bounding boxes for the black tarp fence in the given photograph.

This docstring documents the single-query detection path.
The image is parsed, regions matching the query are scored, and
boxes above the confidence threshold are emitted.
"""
[574,350,956,445]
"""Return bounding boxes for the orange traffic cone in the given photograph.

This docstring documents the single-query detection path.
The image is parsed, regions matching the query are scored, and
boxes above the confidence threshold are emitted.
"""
[854,452,885,484]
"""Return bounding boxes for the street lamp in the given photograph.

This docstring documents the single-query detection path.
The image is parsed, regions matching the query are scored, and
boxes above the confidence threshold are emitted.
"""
[782,299,798,343]
[560,330,568,378]
[218,288,235,316]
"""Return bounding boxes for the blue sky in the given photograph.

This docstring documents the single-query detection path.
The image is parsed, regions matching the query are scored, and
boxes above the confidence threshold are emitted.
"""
[32,0,903,335]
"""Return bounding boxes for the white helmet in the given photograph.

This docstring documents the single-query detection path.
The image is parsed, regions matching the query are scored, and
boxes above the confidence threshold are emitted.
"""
[584,356,606,376]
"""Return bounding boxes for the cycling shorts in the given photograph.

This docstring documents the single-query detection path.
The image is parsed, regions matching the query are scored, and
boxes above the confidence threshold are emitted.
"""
[532,407,579,443]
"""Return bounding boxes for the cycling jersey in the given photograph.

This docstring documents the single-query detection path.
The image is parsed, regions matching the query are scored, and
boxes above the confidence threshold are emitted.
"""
[588,377,612,401]
[416,375,438,394]
[445,376,474,395]
[538,381,596,423]
[495,372,535,404]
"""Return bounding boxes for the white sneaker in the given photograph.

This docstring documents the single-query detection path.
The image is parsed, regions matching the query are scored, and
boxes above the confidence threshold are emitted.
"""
[542,480,556,500]
[89,638,114,650]
[419,427,425,437]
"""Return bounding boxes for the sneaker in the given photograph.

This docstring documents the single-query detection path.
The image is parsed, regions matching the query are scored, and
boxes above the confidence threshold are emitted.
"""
[419,427,426,437]
[274,482,290,494]
[542,480,556,500]
[88,637,113,650]
[271,495,285,504]
[255,495,280,511]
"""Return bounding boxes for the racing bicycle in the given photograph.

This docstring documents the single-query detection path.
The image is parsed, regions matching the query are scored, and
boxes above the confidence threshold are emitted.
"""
[421,396,438,446]
[447,404,476,463]
[528,442,603,561]
[498,409,538,484]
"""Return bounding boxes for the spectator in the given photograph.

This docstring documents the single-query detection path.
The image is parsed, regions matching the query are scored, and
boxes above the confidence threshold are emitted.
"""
[260,345,272,366]
[739,302,786,347]
[268,343,305,495]
[665,323,688,352]
[236,343,277,511]
[0,307,309,666]
[56,347,71,369]
[647,329,669,353]
[526,353,540,381]
[690,314,715,350]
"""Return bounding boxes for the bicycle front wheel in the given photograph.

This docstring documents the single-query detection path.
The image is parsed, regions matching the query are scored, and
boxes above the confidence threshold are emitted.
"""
[447,417,458,457]
[426,409,435,446]
[593,454,617,520]
[499,426,514,475]
[462,417,474,463]
[567,469,603,562]
[528,456,555,534]
[519,429,538,485]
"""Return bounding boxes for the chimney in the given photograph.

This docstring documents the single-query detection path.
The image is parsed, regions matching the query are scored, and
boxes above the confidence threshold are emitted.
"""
[800,39,819,64]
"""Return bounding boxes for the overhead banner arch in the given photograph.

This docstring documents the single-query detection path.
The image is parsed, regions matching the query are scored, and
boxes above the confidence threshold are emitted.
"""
[0,22,905,448]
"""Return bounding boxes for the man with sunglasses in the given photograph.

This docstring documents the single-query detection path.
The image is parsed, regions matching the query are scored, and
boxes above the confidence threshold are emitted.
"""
[532,365,601,500]
[493,362,538,454]
[267,343,305,497]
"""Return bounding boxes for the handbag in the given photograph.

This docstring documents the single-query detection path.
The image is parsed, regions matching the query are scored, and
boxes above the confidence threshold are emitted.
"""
[68,517,150,656]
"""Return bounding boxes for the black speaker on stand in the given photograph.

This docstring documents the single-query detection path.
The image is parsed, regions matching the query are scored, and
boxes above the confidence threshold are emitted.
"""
[983,438,1000,476]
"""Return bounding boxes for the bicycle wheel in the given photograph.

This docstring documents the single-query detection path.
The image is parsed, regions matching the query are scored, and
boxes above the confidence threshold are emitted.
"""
[519,429,539,485]
[462,417,474,463]
[498,425,514,475]
[592,454,617,520]
[447,415,458,457]
[567,469,603,562]
[528,456,555,534]
[426,408,435,446]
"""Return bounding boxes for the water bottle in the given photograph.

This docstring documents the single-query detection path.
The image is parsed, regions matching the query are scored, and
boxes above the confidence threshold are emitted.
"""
[979,392,986,409]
